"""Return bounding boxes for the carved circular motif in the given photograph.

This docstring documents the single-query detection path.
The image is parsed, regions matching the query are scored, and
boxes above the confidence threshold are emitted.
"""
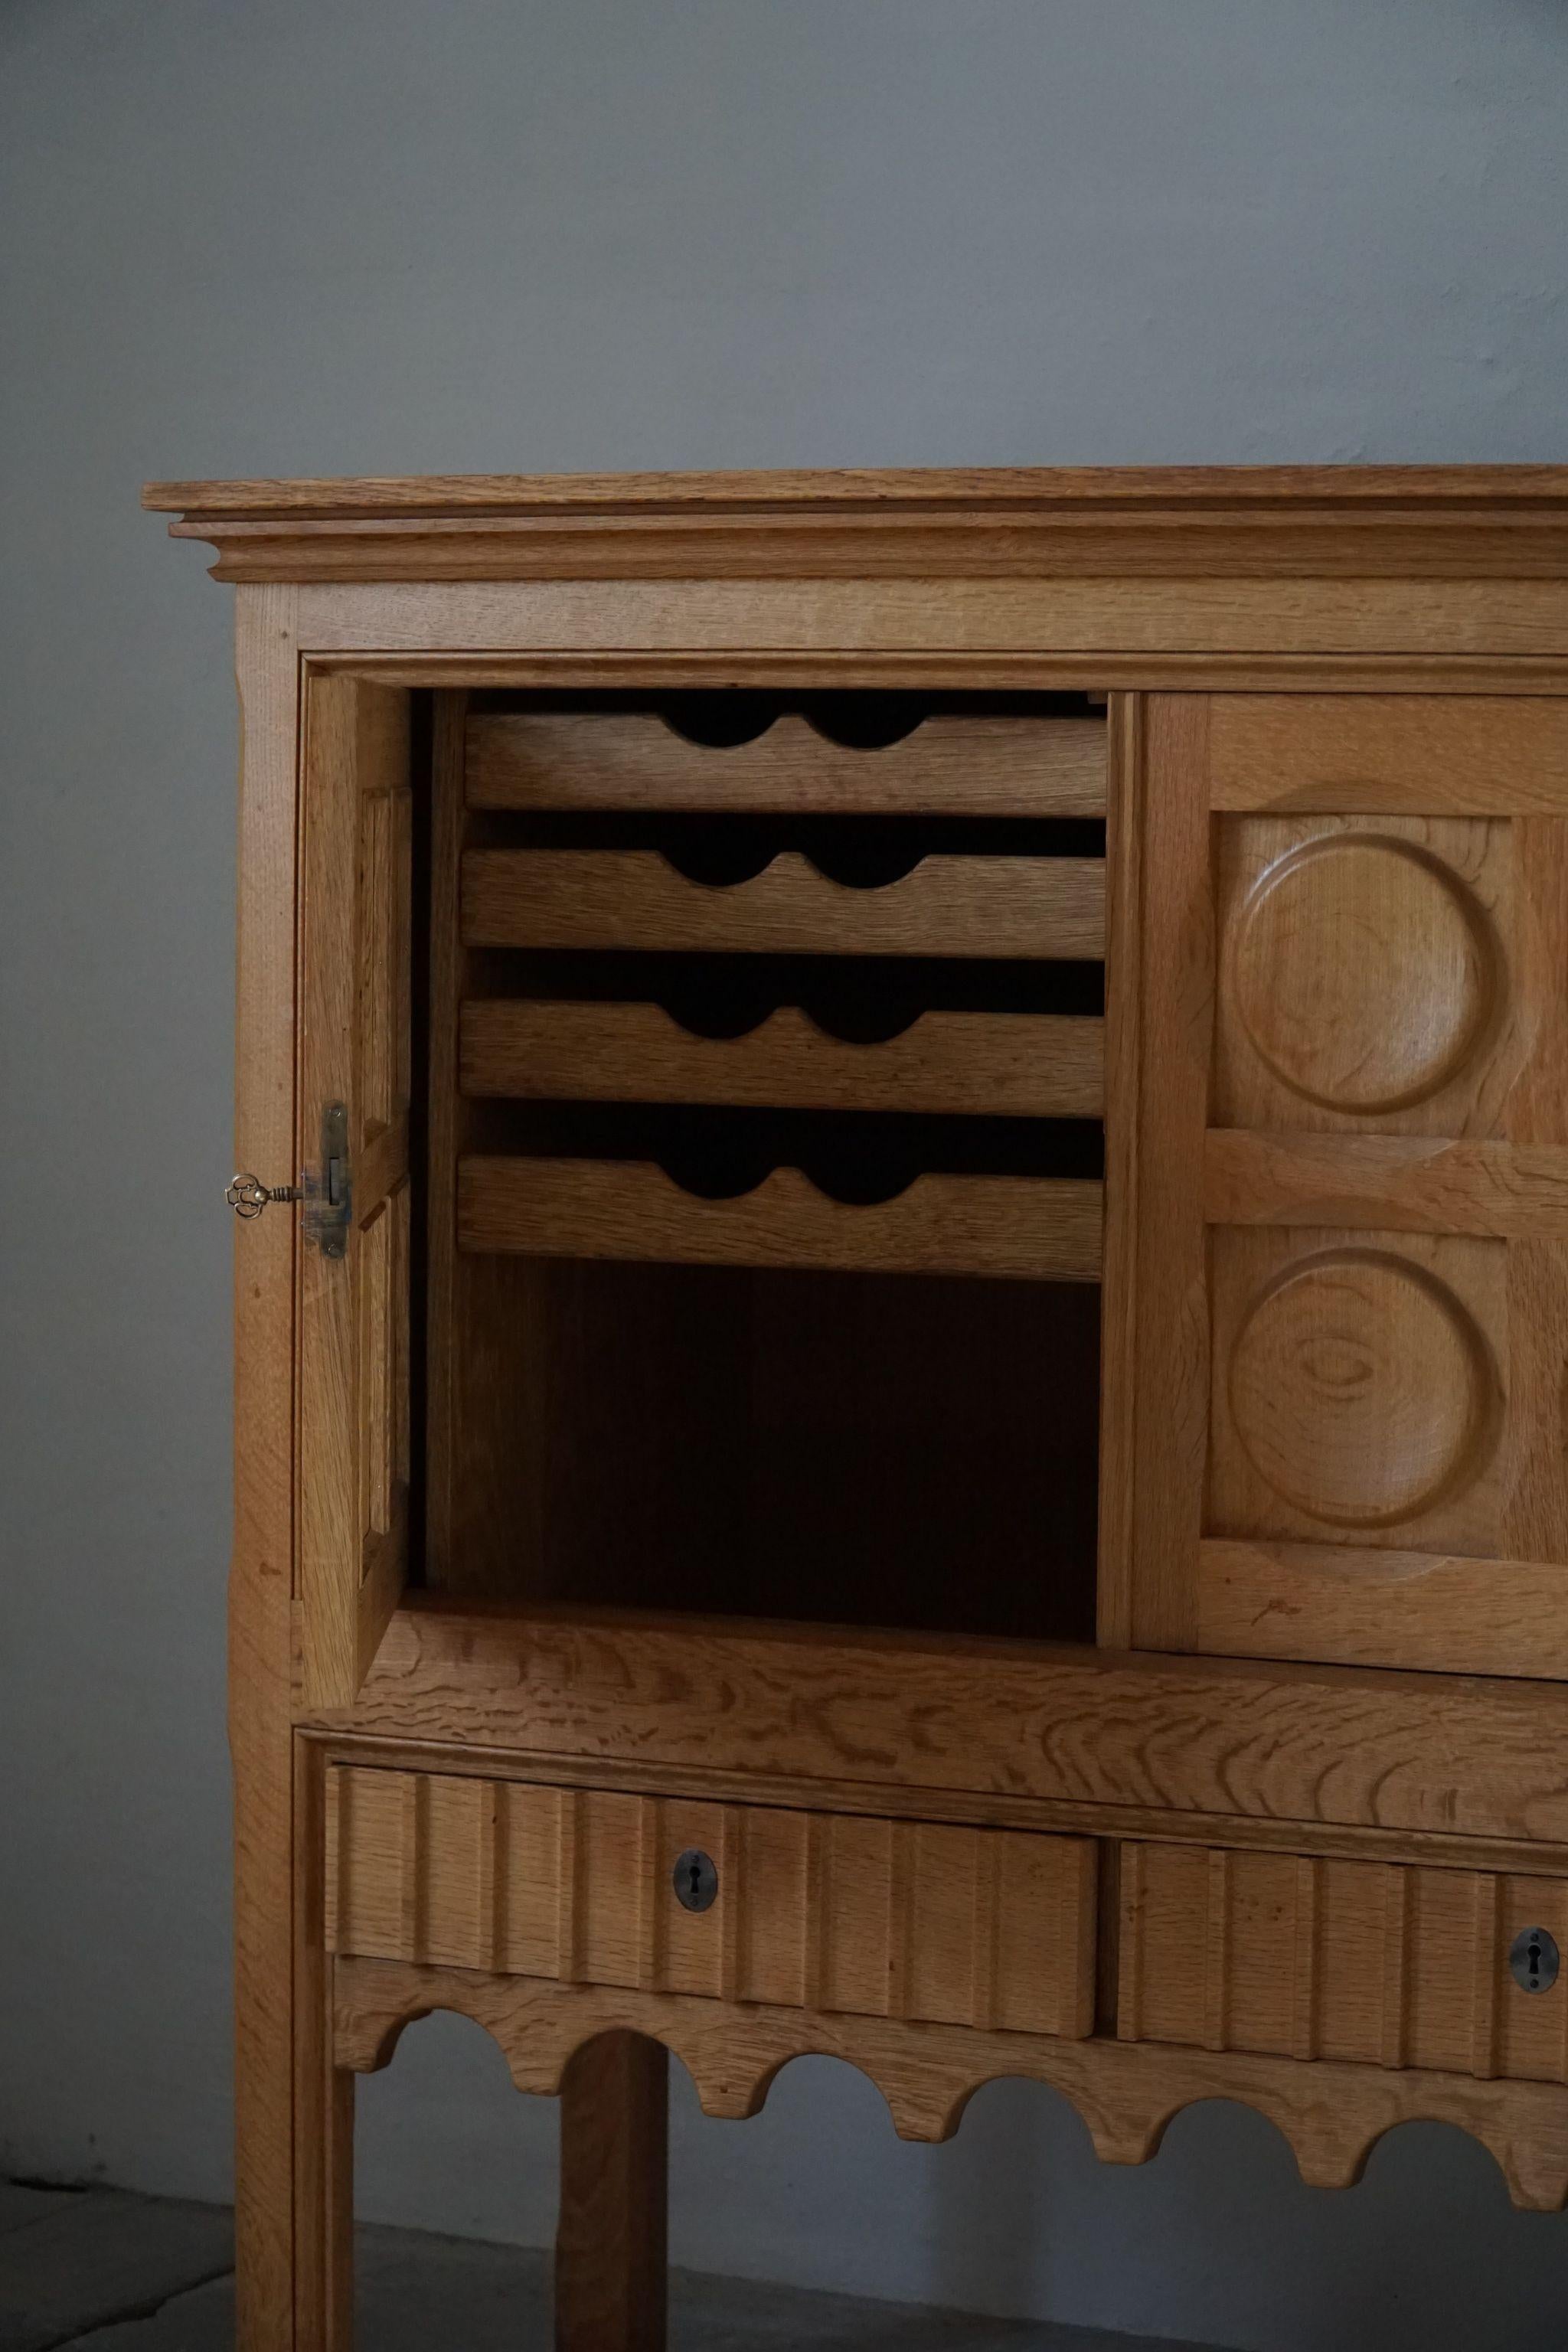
[1231,835,1497,1113]
[1228,1250,1497,1529]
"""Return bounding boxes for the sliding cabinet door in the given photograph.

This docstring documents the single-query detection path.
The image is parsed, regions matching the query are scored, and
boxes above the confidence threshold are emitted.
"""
[1111,694,1568,1677]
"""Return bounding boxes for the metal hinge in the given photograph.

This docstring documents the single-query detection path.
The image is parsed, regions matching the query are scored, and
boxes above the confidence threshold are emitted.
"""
[227,1101,351,1259]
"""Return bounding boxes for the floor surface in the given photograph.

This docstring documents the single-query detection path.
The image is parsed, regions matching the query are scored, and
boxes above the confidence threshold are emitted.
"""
[0,2180,1220,2350]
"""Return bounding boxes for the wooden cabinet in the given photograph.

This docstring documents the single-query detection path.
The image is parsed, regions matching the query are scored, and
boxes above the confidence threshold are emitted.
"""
[145,465,1568,2350]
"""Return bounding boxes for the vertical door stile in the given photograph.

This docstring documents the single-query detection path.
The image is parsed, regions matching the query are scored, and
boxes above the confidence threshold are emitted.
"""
[298,674,413,1710]
[1125,696,1215,1651]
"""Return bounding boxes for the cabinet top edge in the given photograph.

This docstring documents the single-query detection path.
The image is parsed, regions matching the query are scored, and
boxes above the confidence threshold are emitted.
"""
[144,463,1568,521]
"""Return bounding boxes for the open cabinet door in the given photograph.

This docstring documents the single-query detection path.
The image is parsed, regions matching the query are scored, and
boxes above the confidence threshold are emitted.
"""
[299,675,413,1708]
[1109,693,1568,1679]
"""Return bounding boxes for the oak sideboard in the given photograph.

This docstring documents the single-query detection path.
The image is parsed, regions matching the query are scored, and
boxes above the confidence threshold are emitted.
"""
[145,466,1568,2350]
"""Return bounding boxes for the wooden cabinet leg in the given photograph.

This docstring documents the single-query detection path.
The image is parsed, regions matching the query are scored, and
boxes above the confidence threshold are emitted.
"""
[556,2031,669,2352]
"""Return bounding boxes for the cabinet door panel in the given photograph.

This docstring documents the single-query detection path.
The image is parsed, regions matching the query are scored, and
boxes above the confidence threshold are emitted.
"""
[299,678,413,1707]
[1115,695,1568,1675]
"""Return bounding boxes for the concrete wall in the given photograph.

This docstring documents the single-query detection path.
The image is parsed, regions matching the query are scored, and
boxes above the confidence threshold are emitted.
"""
[3,3,1567,2344]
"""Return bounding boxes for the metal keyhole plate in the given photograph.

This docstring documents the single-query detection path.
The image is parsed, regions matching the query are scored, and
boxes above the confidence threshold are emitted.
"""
[1509,1925,1560,1994]
[673,1848,718,1913]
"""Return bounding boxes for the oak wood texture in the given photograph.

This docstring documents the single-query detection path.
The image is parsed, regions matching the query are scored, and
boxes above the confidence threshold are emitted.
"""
[298,676,413,1710]
[1204,1129,1568,1237]
[230,588,308,2352]
[462,848,1106,960]
[557,2033,668,2352]
[315,1599,1568,1847]
[292,577,1568,666]
[1095,693,1142,1647]
[313,1726,1568,1883]
[1119,1841,1568,2086]
[466,710,1106,815]
[292,1733,354,2352]
[1210,694,1568,814]
[460,1001,1104,1119]
[145,465,1568,587]
[1199,1539,1568,1681]
[1125,697,1214,1649]
[456,1157,1104,1282]
[423,692,471,1592]
[325,1766,1096,2037]
[334,1955,1568,2210]
[145,465,1568,514]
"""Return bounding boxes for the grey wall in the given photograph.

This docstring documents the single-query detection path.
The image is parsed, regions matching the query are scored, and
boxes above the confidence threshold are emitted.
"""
[4,3,1568,2345]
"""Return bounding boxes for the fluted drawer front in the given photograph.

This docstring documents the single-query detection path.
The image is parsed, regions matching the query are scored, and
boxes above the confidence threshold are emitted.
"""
[326,1767,1096,2039]
[1119,1842,1568,2083]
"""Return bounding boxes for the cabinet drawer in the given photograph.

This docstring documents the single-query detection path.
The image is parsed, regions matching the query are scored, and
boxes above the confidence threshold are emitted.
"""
[1119,1841,1568,2082]
[326,1768,1096,2039]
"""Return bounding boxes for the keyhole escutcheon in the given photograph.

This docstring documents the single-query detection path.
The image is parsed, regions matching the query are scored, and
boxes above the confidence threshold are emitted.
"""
[672,1847,718,1913]
[1509,1925,1560,1994]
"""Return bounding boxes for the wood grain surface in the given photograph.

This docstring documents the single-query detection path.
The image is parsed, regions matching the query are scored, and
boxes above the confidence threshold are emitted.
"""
[1210,694,1568,814]
[230,588,303,2352]
[467,709,1105,815]
[462,847,1106,959]
[1200,1538,1568,1681]
[557,2032,668,2352]
[456,1158,1103,1282]
[460,1000,1104,1119]
[309,1599,1568,1847]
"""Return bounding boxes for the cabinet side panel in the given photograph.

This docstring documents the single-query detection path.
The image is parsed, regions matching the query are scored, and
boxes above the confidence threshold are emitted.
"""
[231,584,302,2348]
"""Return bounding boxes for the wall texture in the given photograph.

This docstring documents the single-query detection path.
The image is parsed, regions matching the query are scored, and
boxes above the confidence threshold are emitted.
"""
[3,3,1567,2346]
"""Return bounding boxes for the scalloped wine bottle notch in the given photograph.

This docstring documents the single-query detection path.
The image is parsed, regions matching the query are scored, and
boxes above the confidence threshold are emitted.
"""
[800,693,928,750]
[658,692,784,747]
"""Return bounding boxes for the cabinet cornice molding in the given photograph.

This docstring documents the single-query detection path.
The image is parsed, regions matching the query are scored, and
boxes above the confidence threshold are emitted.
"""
[144,464,1568,583]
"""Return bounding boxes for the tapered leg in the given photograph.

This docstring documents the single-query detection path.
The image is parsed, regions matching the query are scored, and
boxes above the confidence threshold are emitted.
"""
[556,2032,669,2352]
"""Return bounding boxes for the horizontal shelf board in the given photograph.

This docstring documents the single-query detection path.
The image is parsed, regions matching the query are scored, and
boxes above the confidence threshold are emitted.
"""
[462,849,1106,960]
[457,1155,1103,1280]
[460,1001,1104,1118]
[1204,1130,1568,1237]
[320,1599,1568,1850]
[1198,1539,1568,1681]
[466,710,1106,815]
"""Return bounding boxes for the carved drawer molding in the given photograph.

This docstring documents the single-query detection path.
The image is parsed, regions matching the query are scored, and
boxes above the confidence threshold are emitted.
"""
[325,1766,1097,2039]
